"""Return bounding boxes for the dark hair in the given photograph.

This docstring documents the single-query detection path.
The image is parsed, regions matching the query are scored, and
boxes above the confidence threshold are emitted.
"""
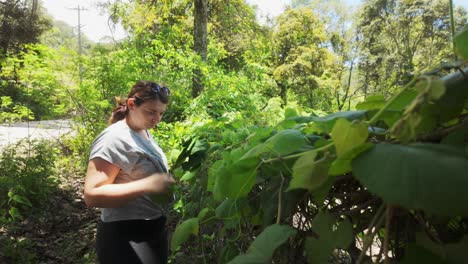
[108,80,170,124]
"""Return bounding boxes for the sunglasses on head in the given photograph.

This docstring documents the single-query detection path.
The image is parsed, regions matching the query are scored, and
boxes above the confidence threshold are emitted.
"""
[150,82,170,96]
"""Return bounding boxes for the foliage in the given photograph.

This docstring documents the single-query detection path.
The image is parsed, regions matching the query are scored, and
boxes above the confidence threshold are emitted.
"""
[2,0,468,263]
[0,43,75,122]
[271,7,341,110]
[356,0,468,95]
[0,0,51,63]
[170,68,468,263]
[0,140,59,223]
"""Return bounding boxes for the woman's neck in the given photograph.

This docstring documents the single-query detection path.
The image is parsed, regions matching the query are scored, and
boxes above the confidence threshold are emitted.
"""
[125,118,149,140]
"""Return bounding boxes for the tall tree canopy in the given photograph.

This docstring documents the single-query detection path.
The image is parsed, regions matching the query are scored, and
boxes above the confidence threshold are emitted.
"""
[356,0,467,95]
[0,0,50,64]
[272,7,339,110]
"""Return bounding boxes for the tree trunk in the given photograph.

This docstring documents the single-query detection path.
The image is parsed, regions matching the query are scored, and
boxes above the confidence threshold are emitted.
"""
[192,0,207,98]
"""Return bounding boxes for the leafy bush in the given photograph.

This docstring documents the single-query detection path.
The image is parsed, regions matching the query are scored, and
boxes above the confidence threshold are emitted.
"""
[0,139,59,223]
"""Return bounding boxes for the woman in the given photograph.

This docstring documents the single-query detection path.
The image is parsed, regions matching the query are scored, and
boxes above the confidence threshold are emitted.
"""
[84,80,175,264]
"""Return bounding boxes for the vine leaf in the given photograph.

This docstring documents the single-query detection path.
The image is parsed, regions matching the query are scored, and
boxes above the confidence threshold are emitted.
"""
[287,150,330,192]
[355,94,385,110]
[170,218,199,252]
[293,110,367,133]
[305,212,353,264]
[242,129,308,159]
[329,142,373,176]
[331,118,369,157]
[213,156,259,201]
[352,143,468,216]
[454,24,468,59]
[228,224,296,264]
[401,244,449,264]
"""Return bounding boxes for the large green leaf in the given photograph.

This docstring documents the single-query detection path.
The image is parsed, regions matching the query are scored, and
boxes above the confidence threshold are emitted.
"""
[213,157,259,201]
[215,198,243,220]
[241,129,308,159]
[262,129,308,155]
[352,143,468,216]
[331,119,369,157]
[355,94,386,110]
[311,111,368,133]
[305,212,353,264]
[454,24,468,60]
[170,218,199,251]
[329,143,374,176]
[401,244,449,264]
[228,224,296,264]
[287,150,330,192]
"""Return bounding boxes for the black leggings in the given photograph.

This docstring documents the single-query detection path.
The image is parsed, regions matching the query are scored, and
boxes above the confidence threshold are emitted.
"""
[96,217,168,264]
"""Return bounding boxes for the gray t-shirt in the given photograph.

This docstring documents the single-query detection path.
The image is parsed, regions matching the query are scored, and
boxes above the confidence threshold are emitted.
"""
[89,120,169,222]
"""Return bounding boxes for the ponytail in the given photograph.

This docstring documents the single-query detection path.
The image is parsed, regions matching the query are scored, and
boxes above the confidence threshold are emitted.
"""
[108,96,128,125]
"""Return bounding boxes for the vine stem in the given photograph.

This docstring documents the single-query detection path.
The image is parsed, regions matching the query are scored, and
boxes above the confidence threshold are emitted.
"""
[366,77,418,125]
[449,0,457,60]
[276,173,285,225]
[383,206,393,264]
[357,203,387,264]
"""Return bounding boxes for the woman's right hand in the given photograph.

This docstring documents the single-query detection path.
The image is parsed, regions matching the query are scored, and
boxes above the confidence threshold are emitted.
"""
[148,173,176,204]
[148,173,176,194]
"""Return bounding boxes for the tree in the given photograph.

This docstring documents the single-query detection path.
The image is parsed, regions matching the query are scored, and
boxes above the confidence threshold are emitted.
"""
[0,0,50,66]
[192,0,207,98]
[356,0,467,96]
[271,7,338,110]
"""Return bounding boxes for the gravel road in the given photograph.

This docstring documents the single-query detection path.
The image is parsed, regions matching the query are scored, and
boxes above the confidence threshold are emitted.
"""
[0,119,74,148]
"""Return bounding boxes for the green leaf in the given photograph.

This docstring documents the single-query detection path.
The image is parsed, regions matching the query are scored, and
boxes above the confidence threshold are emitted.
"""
[308,111,367,133]
[228,224,296,264]
[428,79,446,100]
[241,129,308,159]
[288,151,330,192]
[401,244,449,264]
[329,143,374,176]
[213,157,259,200]
[352,143,468,216]
[331,119,369,157]
[197,208,212,222]
[305,212,353,264]
[454,24,468,60]
[170,218,199,251]
[355,95,385,110]
[215,199,242,220]
[180,170,197,181]
[264,129,308,156]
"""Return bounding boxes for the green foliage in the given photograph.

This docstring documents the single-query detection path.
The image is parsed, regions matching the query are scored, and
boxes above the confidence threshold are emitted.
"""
[454,24,468,59]
[0,0,51,62]
[3,0,464,262]
[305,212,353,264]
[228,224,296,264]
[271,7,340,109]
[0,235,37,264]
[0,140,59,222]
[353,143,468,216]
[356,0,467,95]
[170,64,468,262]
[0,43,73,121]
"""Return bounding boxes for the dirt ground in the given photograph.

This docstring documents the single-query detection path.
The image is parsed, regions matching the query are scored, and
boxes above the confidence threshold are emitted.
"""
[1,172,100,264]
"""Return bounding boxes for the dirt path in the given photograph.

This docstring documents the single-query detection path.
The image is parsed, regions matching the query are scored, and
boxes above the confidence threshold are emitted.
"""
[0,120,74,148]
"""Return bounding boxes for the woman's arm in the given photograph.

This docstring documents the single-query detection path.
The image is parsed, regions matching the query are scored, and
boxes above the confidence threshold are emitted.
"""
[84,158,174,208]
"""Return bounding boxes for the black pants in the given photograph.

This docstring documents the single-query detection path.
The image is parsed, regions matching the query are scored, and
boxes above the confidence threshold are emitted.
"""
[96,217,168,264]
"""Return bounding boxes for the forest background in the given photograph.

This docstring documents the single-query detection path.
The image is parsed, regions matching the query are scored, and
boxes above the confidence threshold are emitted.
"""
[1,0,468,263]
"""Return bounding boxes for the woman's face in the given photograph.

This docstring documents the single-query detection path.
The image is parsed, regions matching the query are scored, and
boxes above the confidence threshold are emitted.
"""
[128,98,167,130]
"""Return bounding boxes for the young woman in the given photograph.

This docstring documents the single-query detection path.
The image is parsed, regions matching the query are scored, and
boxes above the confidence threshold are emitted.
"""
[84,80,175,264]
